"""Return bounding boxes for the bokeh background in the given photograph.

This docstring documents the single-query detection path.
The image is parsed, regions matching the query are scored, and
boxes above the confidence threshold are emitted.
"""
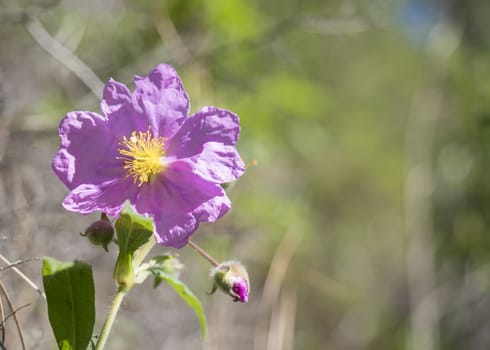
[1,0,490,349]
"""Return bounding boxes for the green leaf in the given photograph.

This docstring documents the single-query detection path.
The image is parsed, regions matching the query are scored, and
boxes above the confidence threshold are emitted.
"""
[149,254,183,279]
[153,271,207,339]
[135,254,177,285]
[42,257,95,350]
[115,212,154,256]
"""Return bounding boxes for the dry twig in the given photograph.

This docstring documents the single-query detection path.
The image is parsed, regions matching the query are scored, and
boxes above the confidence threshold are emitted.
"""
[0,257,41,272]
[25,17,104,98]
[0,254,45,299]
[0,280,27,350]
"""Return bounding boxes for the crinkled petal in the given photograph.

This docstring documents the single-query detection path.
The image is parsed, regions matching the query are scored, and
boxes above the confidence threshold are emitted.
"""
[132,166,231,247]
[63,178,137,217]
[171,142,245,183]
[105,102,150,141]
[153,189,231,248]
[132,64,190,138]
[152,213,197,248]
[52,111,125,189]
[133,165,223,215]
[167,106,241,159]
[191,185,231,223]
[102,80,150,141]
[101,78,132,115]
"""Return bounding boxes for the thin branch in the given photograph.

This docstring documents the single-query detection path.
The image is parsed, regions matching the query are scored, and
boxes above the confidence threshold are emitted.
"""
[404,73,441,350]
[1,303,31,326]
[0,257,41,272]
[0,290,4,344]
[187,240,219,267]
[0,281,26,350]
[267,286,297,350]
[0,254,46,299]
[404,22,463,350]
[254,232,299,350]
[191,0,303,64]
[153,8,193,64]
[0,4,104,97]
[25,17,104,98]
[197,14,298,64]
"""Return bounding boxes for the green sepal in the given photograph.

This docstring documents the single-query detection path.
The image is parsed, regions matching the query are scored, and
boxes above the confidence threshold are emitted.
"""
[113,207,154,289]
[113,253,134,291]
[207,282,218,295]
[115,212,154,257]
[212,265,231,293]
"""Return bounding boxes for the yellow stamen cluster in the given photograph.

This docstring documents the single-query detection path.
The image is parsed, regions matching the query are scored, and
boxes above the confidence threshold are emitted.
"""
[118,128,166,186]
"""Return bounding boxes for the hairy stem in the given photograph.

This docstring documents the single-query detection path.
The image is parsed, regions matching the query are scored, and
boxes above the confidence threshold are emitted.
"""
[95,236,156,349]
[94,288,126,350]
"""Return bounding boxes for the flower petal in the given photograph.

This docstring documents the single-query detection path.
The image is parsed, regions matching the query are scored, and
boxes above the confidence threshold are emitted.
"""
[52,111,124,189]
[171,142,245,183]
[132,64,190,138]
[152,213,197,248]
[100,78,132,115]
[133,166,223,215]
[63,178,137,217]
[132,166,231,247]
[152,189,231,248]
[167,107,241,159]
[191,185,231,223]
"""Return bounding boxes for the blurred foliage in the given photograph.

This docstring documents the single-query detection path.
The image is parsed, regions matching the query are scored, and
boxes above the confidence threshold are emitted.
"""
[3,0,490,349]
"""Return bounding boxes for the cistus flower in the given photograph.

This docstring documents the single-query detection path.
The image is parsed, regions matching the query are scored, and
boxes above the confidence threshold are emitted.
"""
[210,261,249,303]
[52,64,245,248]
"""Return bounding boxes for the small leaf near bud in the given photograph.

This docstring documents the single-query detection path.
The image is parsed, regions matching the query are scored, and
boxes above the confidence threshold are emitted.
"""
[135,254,185,285]
[80,214,114,252]
[210,260,249,303]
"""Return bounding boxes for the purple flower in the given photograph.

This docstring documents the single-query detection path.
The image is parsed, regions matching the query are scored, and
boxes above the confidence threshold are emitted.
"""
[52,64,245,248]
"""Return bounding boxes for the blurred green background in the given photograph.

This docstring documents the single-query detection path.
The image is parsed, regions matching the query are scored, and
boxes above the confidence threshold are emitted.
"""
[1,0,490,349]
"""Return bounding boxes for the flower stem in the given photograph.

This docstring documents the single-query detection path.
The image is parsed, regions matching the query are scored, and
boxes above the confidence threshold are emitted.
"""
[95,288,126,350]
[187,240,219,267]
[96,237,156,350]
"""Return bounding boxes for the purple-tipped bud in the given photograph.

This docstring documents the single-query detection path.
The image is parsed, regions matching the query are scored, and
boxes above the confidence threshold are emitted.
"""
[81,214,114,252]
[231,278,249,303]
[210,260,250,303]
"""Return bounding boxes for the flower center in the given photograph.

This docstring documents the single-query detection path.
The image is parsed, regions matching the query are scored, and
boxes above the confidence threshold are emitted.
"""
[118,128,166,186]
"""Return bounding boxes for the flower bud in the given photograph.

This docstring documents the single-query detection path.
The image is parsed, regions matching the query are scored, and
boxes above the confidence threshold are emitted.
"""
[114,253,134,291]
[210,260,249,303]
[160,255,184,278]
[81,214,114,252]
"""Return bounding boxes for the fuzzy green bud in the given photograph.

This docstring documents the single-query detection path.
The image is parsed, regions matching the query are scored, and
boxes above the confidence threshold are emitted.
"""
[210,260,249,303]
